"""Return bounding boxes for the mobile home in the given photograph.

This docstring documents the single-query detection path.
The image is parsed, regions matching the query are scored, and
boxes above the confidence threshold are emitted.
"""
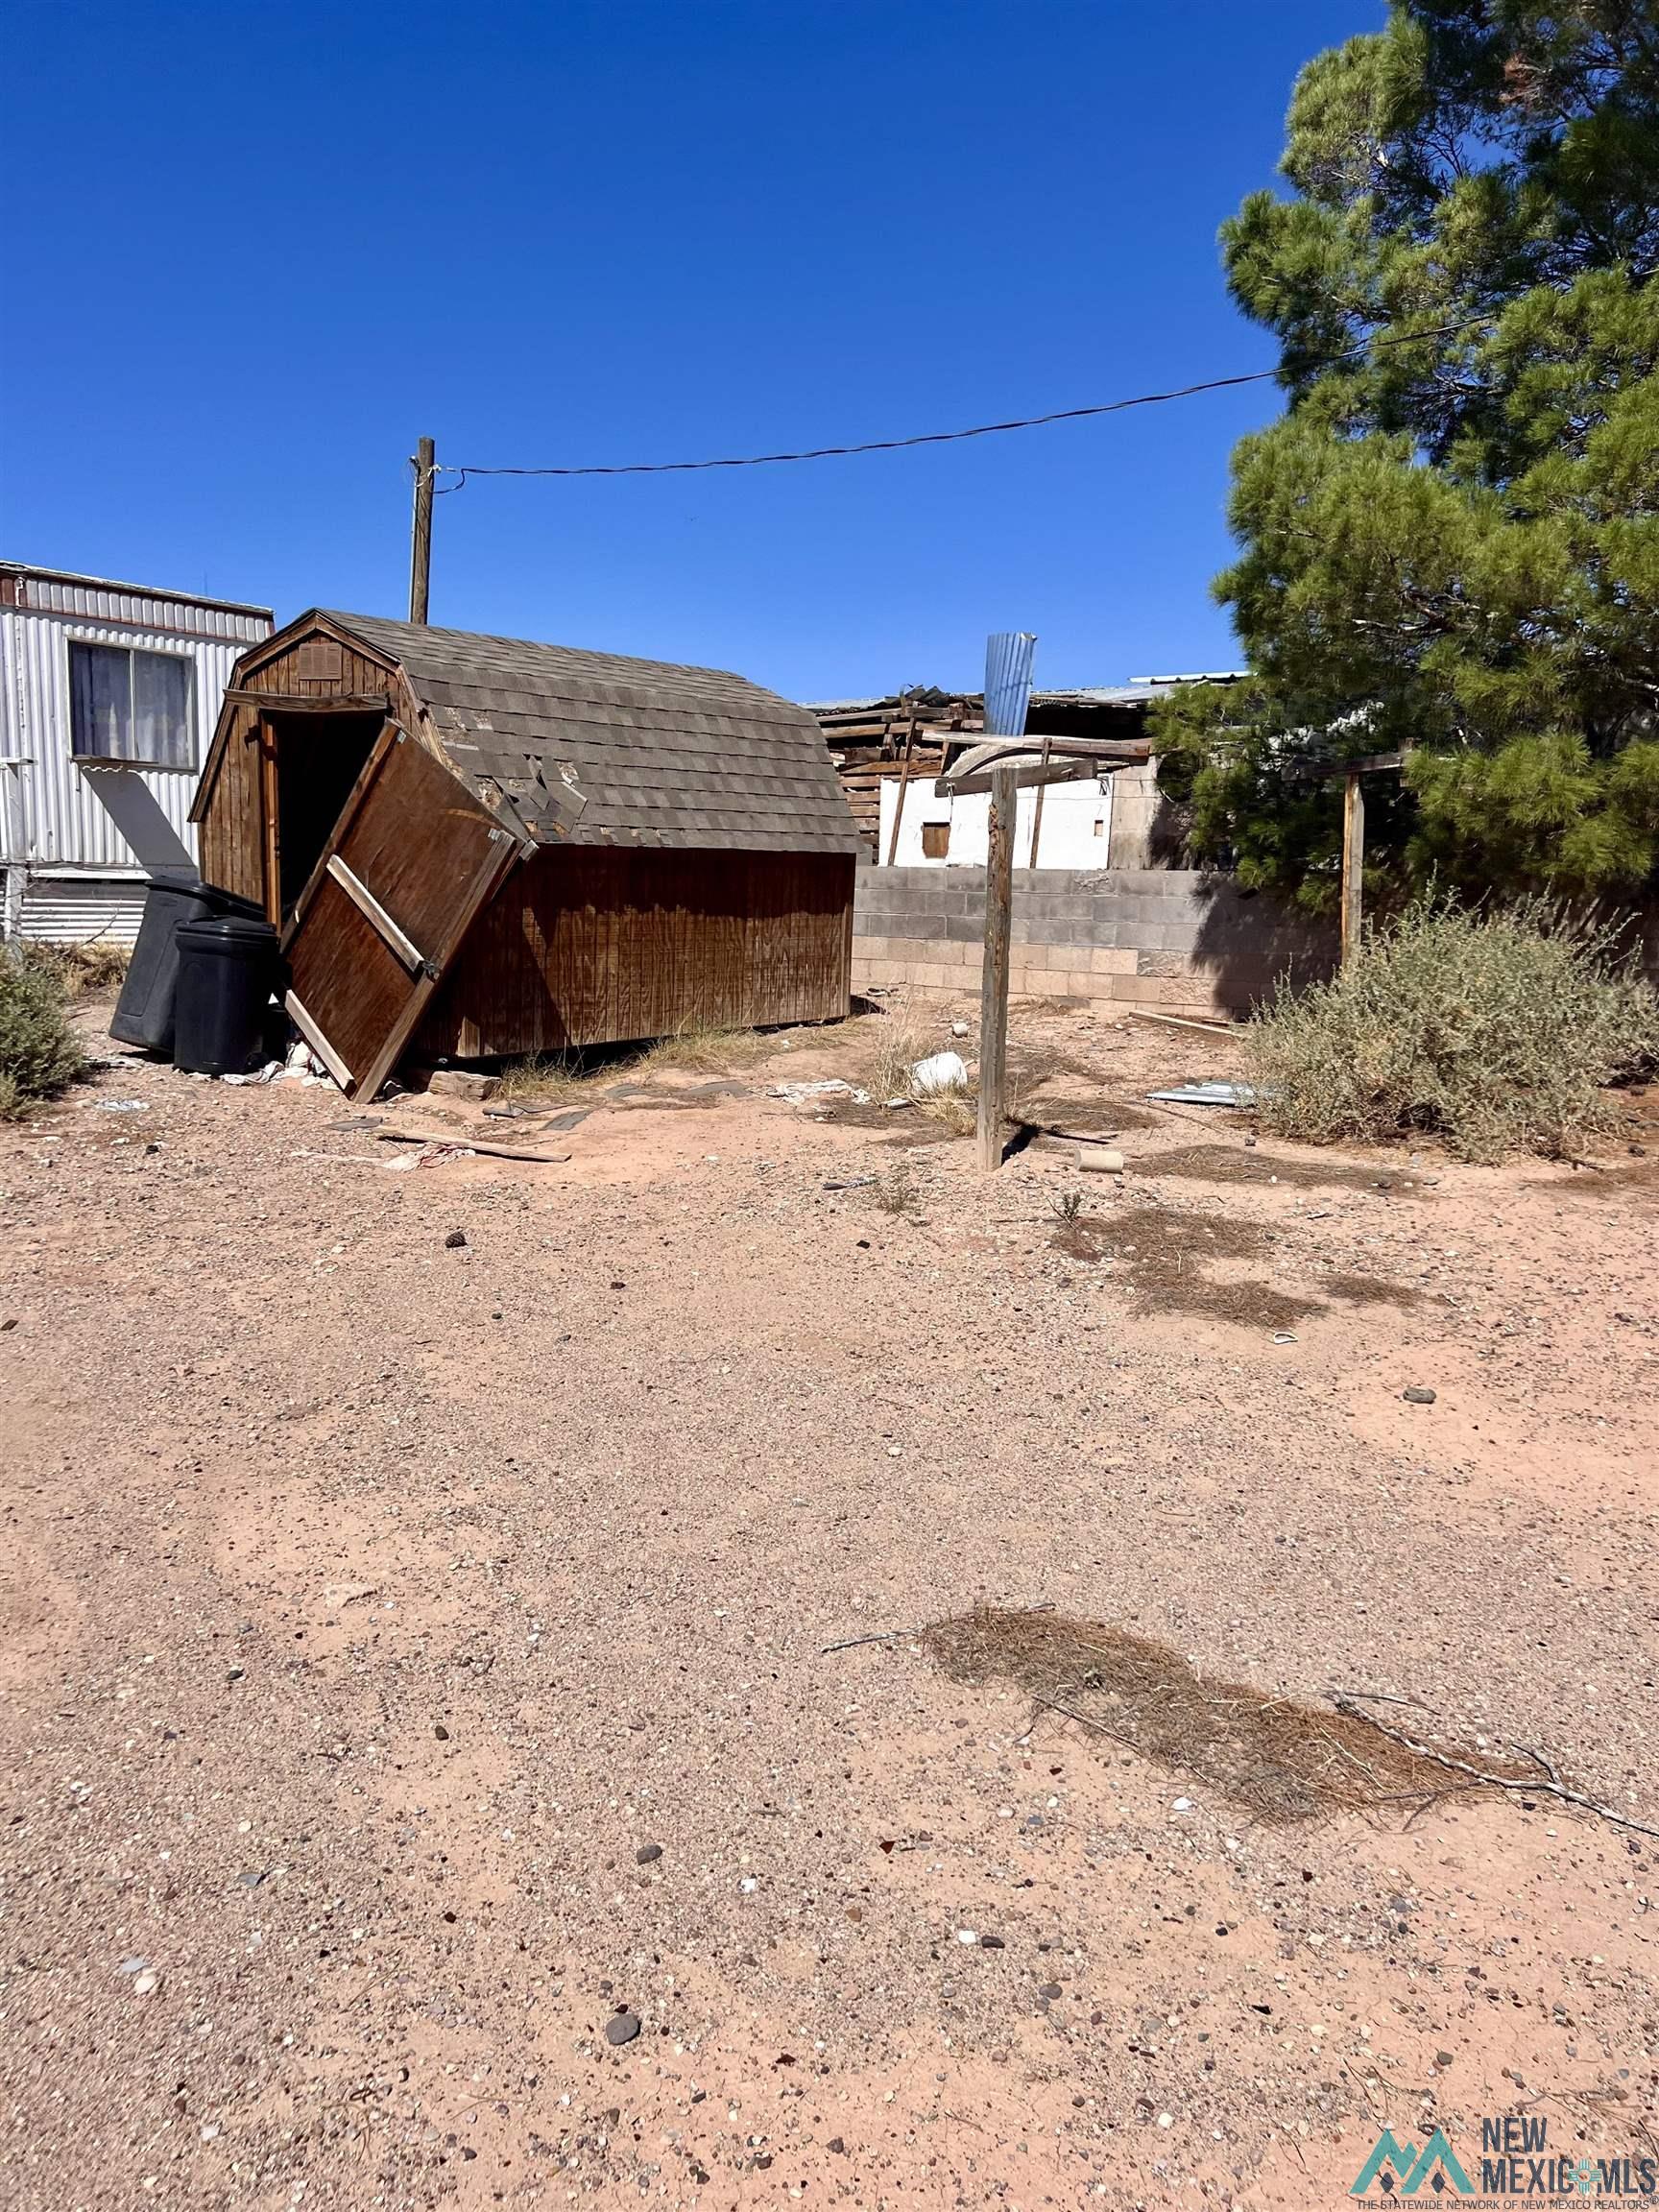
[0,563,272,942]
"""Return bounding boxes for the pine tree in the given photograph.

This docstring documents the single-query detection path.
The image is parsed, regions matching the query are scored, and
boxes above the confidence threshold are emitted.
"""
[1154,1,1659,909]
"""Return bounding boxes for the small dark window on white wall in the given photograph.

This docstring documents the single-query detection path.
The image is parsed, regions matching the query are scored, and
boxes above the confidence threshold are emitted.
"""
[69,643,195,769]
[921,821,950,859]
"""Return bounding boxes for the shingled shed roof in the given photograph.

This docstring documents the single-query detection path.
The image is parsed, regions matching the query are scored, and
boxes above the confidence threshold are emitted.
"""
[319,611,860,856]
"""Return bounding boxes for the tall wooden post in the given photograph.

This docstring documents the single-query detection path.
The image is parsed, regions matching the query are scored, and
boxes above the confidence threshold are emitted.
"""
[1340,769,1365,965]
[1025,731,1054,868]
[884,703,920,866]
[409,436,435,625]
[976,760,1017,1171]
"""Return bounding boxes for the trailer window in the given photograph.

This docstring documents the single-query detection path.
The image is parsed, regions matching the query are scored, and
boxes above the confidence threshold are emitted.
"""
[69,643,195,770]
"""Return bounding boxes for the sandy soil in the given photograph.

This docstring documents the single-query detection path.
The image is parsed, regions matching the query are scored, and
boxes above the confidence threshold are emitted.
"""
[1,993,1655,2211]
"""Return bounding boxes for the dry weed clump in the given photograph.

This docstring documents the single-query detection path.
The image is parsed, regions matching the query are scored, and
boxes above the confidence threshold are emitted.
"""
[862,999,976,1132]
[1247,900,1659,1163]
[40,941,132,1000]
[634,1022,772,1076]
[872,1159,923,1215]
[0,947,89,1120]
[496,1050,594,1106]
[924,1605,1527,1825]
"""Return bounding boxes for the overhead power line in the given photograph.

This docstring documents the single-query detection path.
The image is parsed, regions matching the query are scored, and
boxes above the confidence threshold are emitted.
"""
[430,316,1492,493]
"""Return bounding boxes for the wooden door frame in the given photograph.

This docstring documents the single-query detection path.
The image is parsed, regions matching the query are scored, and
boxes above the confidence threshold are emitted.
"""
[257,714,280,928]
[279,717,402,952]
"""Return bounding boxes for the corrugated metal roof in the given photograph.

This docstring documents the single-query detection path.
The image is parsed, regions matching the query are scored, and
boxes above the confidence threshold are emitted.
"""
[0,561,273,634]
[321,612,862,857]
[805,672,1245,713]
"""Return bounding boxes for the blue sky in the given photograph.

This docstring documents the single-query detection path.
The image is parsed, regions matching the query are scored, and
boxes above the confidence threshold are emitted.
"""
[2,1,1378,699]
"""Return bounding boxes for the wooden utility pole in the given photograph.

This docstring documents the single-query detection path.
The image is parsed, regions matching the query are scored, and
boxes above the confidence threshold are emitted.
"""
[1340,769,1365,966]
[976,759,1017,1171]
[409,436,435,624]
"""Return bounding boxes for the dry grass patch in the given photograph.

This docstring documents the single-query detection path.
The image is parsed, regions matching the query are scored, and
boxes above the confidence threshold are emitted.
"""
[496,1051,596,1108]
[1048,1199,1326,1329]
[43,942,132,1000]
[498,1022,774,1106]
[632,1022,774,1077]
[856,998,976,1135]
[925,1605,1528,1825]
[1147,1144,1426,1194]
[1322,1270,1426,1309]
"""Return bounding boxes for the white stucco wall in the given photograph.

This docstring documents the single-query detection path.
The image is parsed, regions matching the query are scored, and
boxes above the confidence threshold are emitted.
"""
[877,774,1114,869]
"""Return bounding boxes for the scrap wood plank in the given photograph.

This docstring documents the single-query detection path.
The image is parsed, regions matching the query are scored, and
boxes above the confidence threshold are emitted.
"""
[325,853,425,974]
[375,1125,570,1164]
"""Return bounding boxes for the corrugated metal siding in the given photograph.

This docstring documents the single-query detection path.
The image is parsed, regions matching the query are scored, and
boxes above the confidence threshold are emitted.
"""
[983,632,1036,737]
[17,877,147,947]
[0,605,255,875]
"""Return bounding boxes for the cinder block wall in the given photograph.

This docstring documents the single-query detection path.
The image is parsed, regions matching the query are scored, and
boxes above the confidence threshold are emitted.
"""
[853,867,1337,1019]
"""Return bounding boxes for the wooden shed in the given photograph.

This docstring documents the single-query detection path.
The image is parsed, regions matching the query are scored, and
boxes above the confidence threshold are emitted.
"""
[189,610,859,1096]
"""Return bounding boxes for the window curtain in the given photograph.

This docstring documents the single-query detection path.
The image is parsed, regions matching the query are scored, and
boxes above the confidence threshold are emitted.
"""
[69,643,131,758]
[132,651,193,769]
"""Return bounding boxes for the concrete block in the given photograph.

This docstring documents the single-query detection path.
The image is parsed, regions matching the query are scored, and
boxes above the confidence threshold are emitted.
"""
[1053,968,1101,1000]
[1137,950,1195,980]
[1088,946,1138,975]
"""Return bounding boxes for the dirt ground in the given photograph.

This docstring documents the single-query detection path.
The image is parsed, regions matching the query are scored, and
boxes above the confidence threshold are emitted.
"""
[2,991,1656,2212]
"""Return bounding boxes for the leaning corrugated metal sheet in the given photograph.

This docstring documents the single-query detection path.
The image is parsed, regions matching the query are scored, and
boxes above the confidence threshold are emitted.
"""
[982,631,1037,737]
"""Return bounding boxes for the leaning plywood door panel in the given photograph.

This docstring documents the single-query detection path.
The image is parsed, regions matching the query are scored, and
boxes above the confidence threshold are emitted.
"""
[282,726,519,1099]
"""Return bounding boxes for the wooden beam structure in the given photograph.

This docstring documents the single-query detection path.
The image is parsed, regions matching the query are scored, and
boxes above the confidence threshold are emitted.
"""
[976,760,1017,1171]
[1288,748,1407,965]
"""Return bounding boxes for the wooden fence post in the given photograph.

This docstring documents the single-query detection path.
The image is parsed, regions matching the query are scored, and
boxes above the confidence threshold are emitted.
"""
[976,760,1017,1171]
[1340,769,1365,965]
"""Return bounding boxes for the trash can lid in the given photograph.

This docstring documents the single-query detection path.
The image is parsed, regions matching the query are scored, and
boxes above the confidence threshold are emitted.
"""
[176,914,279,946]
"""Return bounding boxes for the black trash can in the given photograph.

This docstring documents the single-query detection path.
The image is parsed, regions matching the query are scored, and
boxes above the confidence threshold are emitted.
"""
[173,914,281,1077]
[111,874,264,1054]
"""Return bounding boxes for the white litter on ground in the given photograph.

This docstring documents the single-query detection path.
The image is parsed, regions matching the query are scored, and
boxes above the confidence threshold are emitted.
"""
[1148,1081,1258,1108]
[909,1050,969,1095]
[769,1079,871,1106]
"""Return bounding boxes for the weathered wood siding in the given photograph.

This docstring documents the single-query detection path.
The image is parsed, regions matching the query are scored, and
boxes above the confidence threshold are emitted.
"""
[421,847,854,1056]
[236,631,398,702]
[196,696,265,903]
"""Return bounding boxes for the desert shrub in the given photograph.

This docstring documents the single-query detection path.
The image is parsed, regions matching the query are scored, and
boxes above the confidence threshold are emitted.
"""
[0,947,89,1119]
[1245,900,1659,1163]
